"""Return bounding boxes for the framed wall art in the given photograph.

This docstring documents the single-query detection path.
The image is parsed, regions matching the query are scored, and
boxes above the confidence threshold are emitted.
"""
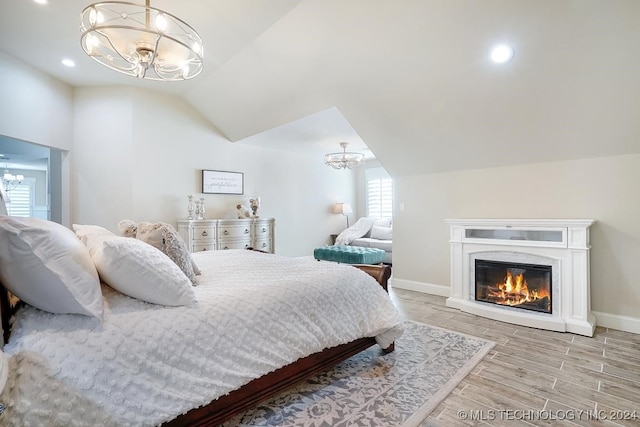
[202,170,244,195]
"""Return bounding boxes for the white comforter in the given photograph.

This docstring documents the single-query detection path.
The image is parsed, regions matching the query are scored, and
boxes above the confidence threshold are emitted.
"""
[1,250,403,426]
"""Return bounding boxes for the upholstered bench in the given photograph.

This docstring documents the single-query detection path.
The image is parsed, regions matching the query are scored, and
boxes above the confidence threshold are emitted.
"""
[314,245,386,264]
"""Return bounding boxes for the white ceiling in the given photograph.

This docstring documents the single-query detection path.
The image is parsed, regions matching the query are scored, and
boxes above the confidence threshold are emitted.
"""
[1,0,639,176]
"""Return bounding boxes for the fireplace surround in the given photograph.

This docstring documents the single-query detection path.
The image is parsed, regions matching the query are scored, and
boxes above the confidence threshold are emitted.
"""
[445,219,596,336]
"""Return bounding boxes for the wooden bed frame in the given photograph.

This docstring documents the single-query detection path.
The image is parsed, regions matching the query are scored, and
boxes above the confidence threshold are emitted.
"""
[0,259,393,426]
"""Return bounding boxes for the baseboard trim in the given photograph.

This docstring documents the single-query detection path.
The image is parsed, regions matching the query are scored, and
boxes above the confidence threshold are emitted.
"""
[593,311,640,335]
[390,280,639,335]
[390,278,450,297]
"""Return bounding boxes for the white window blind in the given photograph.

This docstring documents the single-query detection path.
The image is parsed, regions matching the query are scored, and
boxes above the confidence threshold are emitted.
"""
[6,180,33,217]
[366,167,393,219]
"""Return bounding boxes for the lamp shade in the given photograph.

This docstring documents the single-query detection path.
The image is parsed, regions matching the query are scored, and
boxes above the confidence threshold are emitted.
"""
[333,203,353,215]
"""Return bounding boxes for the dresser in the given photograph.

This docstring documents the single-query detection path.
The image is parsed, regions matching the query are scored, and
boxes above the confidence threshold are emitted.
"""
[177,218,275,253]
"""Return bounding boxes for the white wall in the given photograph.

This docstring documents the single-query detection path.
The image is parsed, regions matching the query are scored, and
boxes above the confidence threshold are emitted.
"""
[73,87,356,257]
[0,52,73,152]
[0,52,73,224]
[393,153,640,331]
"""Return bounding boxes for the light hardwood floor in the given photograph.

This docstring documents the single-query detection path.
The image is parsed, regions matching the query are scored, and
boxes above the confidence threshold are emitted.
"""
[388,287,640,427]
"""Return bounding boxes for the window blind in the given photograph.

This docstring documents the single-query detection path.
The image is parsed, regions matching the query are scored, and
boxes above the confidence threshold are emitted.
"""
[366,167,393,219]
[6,181,33,217]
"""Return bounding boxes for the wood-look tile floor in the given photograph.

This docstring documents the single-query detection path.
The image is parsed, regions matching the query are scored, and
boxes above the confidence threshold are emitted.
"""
[388,287,640,427]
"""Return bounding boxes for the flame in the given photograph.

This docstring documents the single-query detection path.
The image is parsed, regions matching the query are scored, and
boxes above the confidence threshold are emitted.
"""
[488,270,550,307]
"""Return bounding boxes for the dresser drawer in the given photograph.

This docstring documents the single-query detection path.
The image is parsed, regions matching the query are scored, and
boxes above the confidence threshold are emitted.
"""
[218,239,251,250]
[218,225,251,239]
[253,222,272,238]
[192,225,216,242]
[192,243,217,252]
[252,238,272,253]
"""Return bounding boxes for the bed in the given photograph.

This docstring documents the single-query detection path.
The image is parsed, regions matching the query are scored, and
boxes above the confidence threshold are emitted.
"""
[0,198,403,426]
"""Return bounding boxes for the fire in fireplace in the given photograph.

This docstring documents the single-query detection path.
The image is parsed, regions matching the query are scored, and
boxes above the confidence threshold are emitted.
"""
[475,260,552,314]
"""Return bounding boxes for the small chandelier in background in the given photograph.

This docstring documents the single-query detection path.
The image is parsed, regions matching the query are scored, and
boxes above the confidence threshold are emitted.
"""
[324,142,364,169]
[3,169,24,192]
[80,0,204,81]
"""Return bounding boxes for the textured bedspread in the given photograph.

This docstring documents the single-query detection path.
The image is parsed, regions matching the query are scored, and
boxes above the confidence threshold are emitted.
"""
[0,250,403,426]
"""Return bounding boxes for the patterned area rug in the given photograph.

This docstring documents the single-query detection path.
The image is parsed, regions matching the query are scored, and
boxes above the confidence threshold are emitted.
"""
[221,321,495,427]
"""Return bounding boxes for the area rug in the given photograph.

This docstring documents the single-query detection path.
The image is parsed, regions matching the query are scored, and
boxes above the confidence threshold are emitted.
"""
[221,320,495,427]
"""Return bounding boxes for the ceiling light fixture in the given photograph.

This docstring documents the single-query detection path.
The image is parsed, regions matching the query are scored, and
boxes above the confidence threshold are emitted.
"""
[324,142,364,170]
[490,44,514,64]
[80,0,204,81]
[3,168,24,192]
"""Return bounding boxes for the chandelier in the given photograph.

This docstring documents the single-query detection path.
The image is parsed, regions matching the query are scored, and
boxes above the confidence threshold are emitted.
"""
[3,169,24,192]
[324,142,364,170]
[80,1,204,81]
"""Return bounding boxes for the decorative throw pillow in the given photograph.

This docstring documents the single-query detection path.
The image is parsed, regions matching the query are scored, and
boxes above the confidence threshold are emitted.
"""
[370,225,393,241]
[117,219,137,238]
[135,222,199,284]
[0,216,103,319]
[84,235,196,306]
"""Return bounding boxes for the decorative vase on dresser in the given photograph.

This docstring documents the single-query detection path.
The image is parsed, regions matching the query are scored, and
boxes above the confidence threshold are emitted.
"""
[177,218,275,253]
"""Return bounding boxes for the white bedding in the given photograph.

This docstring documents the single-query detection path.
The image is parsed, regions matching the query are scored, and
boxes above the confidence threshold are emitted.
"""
[1,250,403,426]
[334,217,377,246]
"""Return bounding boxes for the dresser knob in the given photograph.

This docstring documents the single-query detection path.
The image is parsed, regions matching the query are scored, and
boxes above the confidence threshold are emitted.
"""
[223,230,228,235]
[201,231,208,236]
[262,228,266,232]
[244,229,249,234]
[261,242,266,248]
[223,246,229,250]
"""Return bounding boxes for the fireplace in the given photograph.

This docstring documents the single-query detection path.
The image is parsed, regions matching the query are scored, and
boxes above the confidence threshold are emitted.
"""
[445,219,596,336]
[475,260,552,314]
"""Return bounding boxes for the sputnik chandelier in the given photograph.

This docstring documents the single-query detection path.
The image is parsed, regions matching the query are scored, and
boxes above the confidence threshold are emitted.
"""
[80,0,204,81]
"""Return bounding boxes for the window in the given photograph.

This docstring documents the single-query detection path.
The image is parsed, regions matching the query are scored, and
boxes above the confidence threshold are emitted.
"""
[6,179,34,217]
[366,167,393,219]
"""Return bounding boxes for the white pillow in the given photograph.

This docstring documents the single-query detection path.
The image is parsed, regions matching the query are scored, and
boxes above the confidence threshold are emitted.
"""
[370,225,393,240]
[373,218,392,228]
[84,235,196,306]
[0,216,103,318]
[72,224,115,243]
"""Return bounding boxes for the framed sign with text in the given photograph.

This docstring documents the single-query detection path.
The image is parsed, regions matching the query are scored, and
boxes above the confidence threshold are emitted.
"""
[202,170,244,195]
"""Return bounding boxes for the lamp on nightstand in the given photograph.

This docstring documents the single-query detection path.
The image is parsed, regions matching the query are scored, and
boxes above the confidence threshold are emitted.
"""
[333,203,353,228]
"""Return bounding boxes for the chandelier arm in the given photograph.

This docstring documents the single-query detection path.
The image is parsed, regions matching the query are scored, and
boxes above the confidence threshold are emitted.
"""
[83,28,139,71]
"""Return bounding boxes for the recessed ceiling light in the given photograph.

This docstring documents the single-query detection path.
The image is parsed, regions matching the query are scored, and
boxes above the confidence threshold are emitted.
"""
[62,59,76,67]
[33,0,48,4]
[490,44,514,64]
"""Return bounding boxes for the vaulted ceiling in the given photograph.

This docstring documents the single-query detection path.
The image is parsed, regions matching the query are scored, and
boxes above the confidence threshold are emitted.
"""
[1,0,639,176]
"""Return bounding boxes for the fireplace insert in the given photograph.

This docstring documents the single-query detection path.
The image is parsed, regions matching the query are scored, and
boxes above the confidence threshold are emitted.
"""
[475,259,552,314]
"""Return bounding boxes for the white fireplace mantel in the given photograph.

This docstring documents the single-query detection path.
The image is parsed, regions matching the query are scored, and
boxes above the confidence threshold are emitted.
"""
[445,218,596,336]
